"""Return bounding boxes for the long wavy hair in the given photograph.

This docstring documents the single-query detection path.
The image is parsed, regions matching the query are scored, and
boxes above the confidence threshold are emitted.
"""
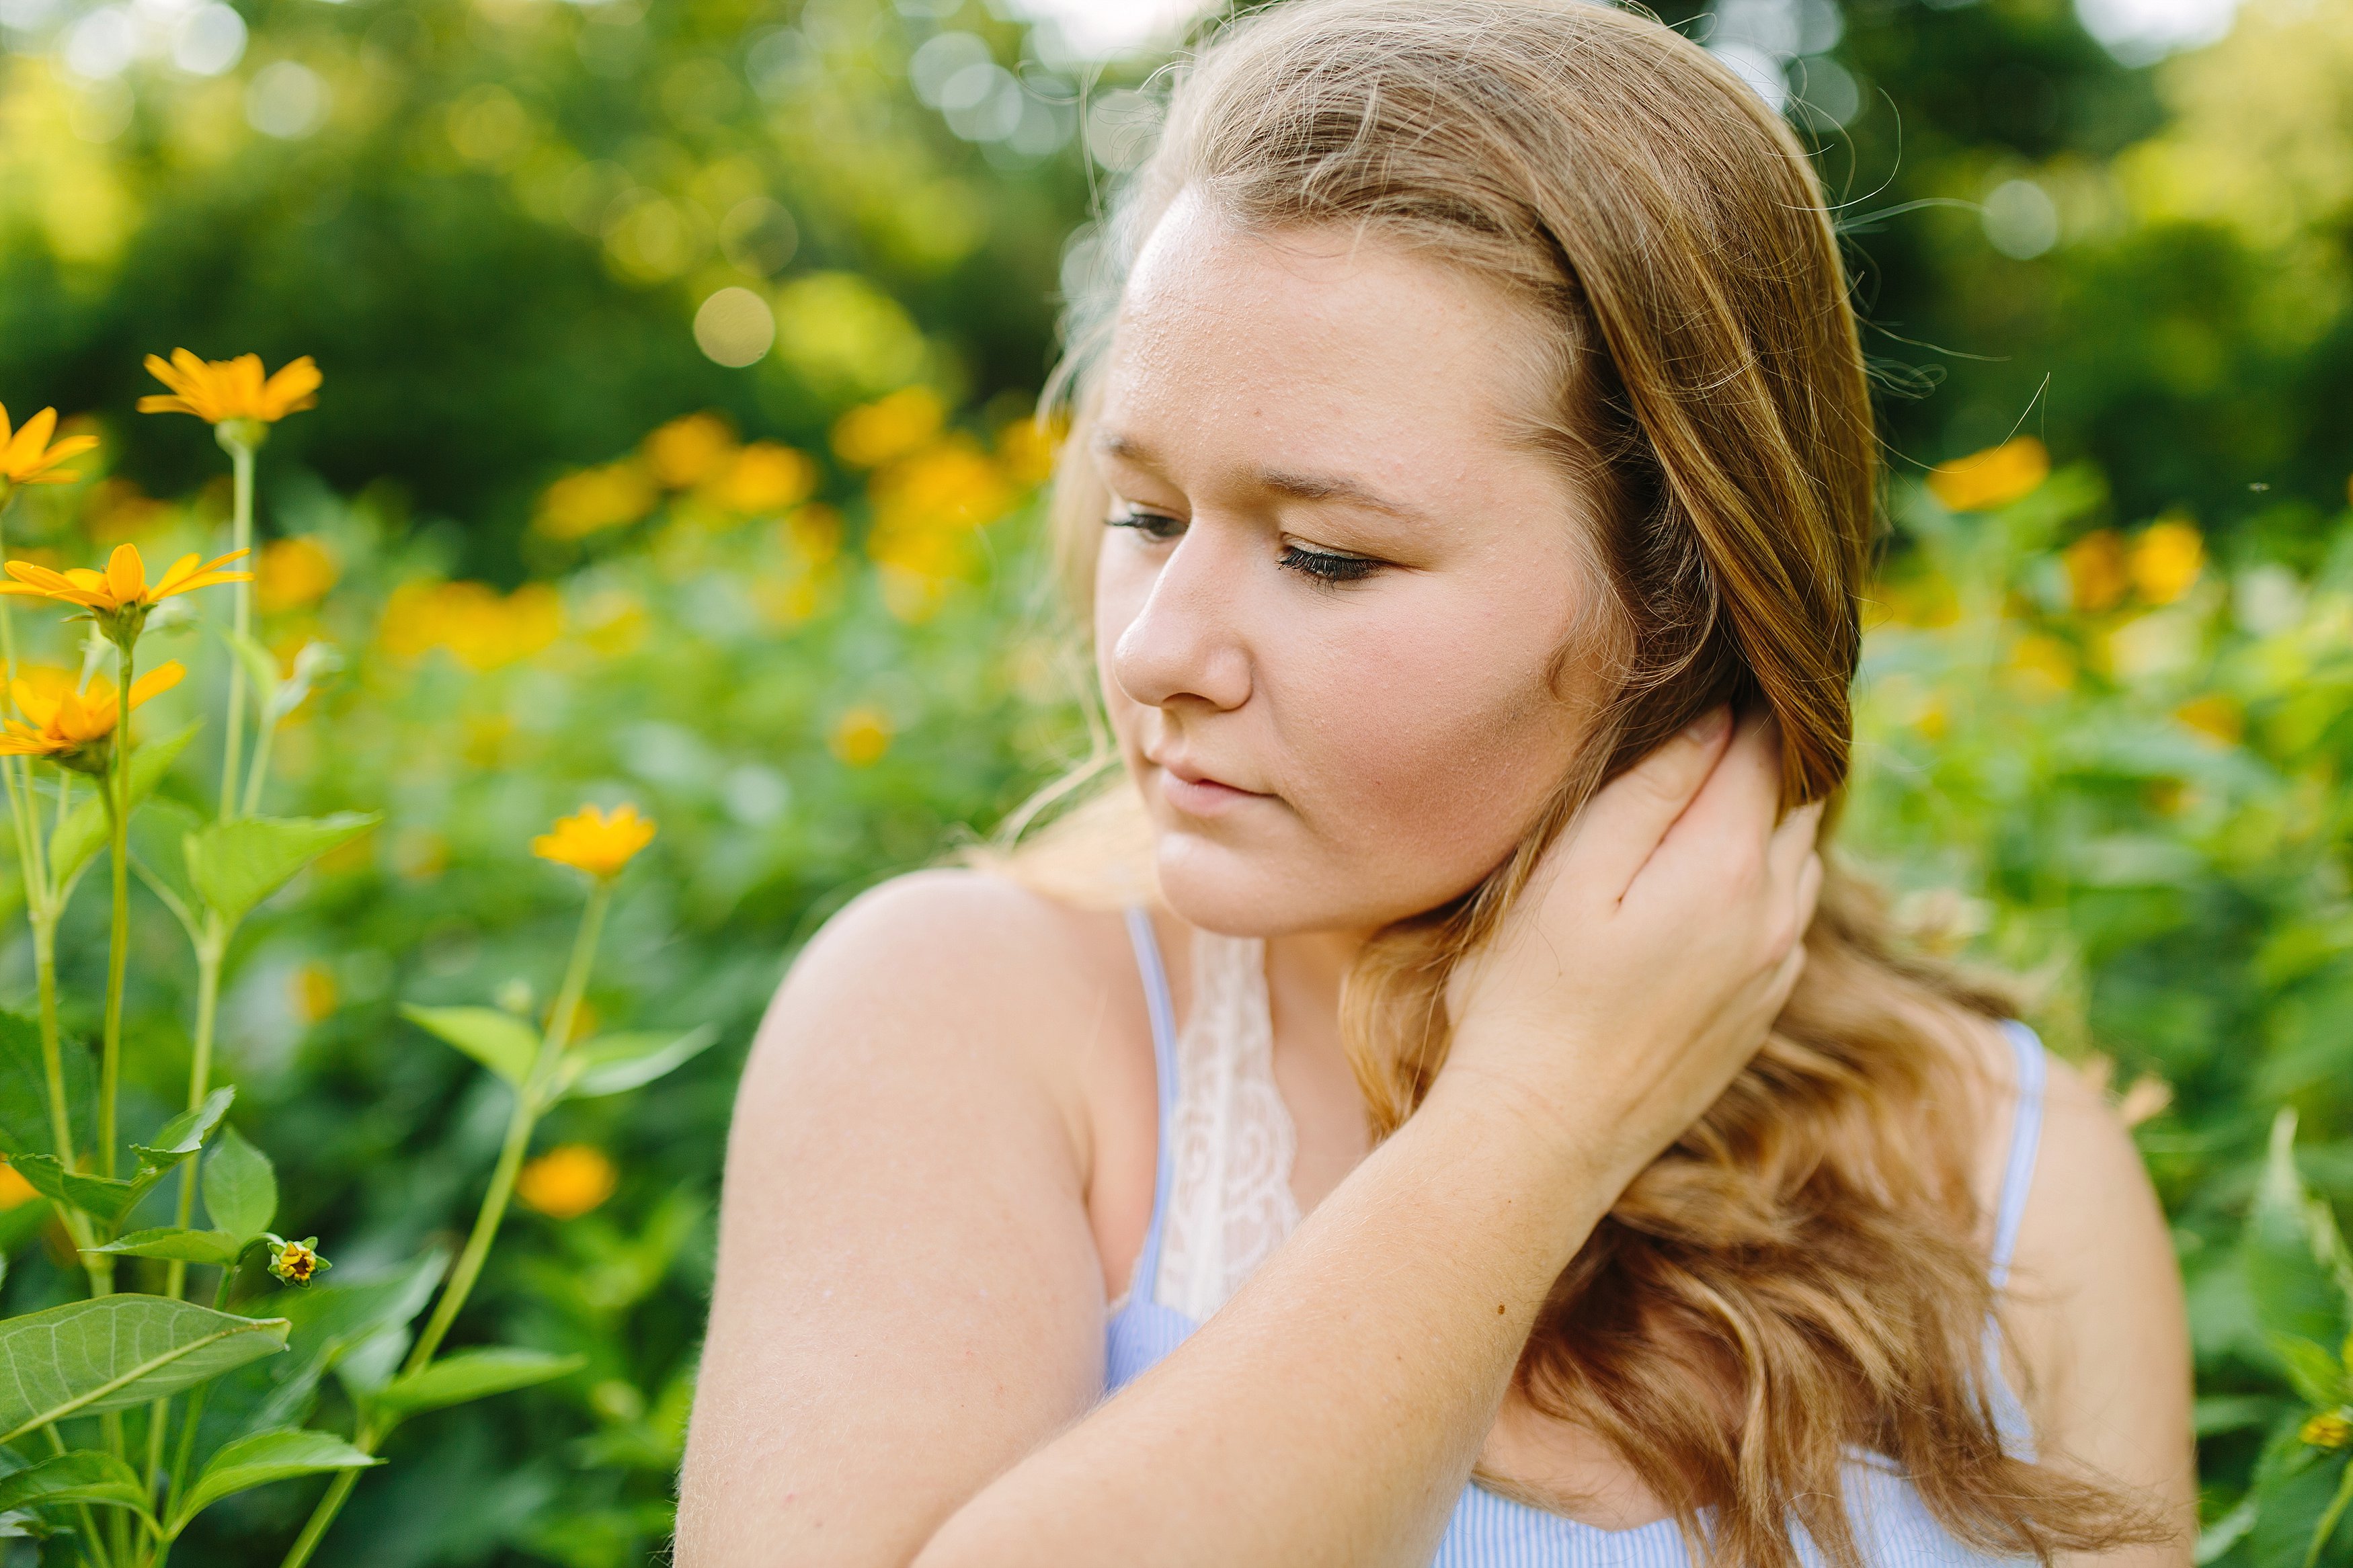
[984,3,2165,1563]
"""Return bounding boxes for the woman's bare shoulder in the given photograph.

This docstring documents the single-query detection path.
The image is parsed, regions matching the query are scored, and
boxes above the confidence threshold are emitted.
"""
[753,866,1146,1094]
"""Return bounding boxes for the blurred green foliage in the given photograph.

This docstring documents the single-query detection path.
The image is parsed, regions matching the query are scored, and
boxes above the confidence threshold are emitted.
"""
[0,0,2350,1562]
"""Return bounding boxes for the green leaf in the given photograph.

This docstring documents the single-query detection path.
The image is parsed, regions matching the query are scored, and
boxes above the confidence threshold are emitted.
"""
[373,1347,586,1419]
[0,1007,91,1161]
[128,796,207,937]
[130,1084,235,1173]
[5,1154,138,1226]
[2272,1335,2351,1411]
[557,1025,720,1100]
[401,1004,536,1085]
[202,1123,277,1241]
[0,1295,289,1444]
[2247,1110,2353,1358]
[48,720,198,891]
[165,1428,380,1533]
[184,811,381,926]
[83,1227,246,1268]
[0,1450,154,1522]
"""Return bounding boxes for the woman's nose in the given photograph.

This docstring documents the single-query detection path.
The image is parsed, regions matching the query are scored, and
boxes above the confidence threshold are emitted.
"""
[1108,526,1254,714]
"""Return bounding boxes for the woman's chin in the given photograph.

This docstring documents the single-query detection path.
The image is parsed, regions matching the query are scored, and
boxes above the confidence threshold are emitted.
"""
[1152,834,1425,940]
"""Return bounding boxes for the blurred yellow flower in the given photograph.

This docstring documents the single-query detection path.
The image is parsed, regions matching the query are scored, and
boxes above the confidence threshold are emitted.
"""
[533,801,656,878]
[2174,694,2241,745]
[830,706,893,767]
[535,460,658,540]
[2130,519,2204,604]
[707,442,817,514]
[2302,1413,2352,1450]
[2004,632,2075,698]
[291,960,339,1024]
[518,1143,617,1219]
[0,659,184,770]
[832,386,944,468]
[994,409,1068,489]
[256,534,340,613]
[138,349,321,425]
[0,542,252,636]
[1927,436,2048,513]
[2063,531,2128,614]
[0,405,97,489]
[0,1161,36,1209]
[645,411,737,489]
[378,579,563,671]
[784,503,842,567]
[865,437,1015,622]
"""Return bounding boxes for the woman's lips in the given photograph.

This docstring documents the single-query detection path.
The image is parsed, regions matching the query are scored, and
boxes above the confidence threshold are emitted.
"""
[1151,761,1268,817]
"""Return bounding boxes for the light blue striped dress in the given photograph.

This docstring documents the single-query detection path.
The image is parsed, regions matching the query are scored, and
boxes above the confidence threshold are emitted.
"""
[1104,907,2044,1567]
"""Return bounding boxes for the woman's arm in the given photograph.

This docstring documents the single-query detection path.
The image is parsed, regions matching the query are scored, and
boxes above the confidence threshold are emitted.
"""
[673,870,1119,1566]
[679,708,1819,1568]
[2004,1052,2198,1565]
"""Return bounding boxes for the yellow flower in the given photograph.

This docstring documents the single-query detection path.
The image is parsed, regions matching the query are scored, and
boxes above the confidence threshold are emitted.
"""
[1927,436,2049,513]
[830,705,893,767]
[2063,531,2128,614]
[0,660,186,772]
[2130,519,2204,605]
[2173,694,2241,746]
[2003,632,2075,698]
[534,460,658,540]
[290,961,339,1024]
[376,579,563,671]
[138,349,321,425]
[0,1161,37,1210]
[0,542,253,645]
[645,411,737,489]
[532,802,656,878]
[266,1235,329,1286]
[0,405,97,489]
[706,442,817,515]
[994,409,1068,488]
[255,535,340,613]
[517,1144,617,1219]
[2302,1412,2352,1450]
[832,386,944,468]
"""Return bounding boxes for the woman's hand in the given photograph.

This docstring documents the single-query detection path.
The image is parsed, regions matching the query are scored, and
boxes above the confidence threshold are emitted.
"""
[1439,706,1824,1194]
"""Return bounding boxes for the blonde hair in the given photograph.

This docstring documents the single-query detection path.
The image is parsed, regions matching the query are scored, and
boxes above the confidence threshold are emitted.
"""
[981,3,2163,1563]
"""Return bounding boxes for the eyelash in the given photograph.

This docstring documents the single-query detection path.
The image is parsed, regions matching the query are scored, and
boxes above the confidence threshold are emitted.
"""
[1105,510,1383,586]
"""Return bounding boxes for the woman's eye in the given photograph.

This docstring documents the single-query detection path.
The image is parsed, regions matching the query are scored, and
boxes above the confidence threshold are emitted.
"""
[1106,509,1185,542]
[1279,544,1382,584]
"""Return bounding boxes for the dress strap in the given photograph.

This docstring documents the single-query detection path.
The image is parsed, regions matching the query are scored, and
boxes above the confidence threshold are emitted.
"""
[1988,1019,2048,1291]
[1123,906,1181,1303]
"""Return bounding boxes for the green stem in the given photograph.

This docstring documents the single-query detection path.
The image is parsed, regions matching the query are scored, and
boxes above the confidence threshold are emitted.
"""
[217,436,253,822]
[282,880,614,1567]
[98,640,134,1180]
[163,928,227,1303]
[406,880,610,1372]
[278,1468,360,1568]
[241,715,277,819]
[159,1266,235,1536]
[2306,1455,2353,1568]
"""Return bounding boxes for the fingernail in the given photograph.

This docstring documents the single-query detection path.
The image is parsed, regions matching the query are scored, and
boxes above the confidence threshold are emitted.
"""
[1682,705,1730,745]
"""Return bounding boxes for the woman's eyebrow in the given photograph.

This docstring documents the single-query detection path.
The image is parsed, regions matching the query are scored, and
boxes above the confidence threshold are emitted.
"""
[1092,430,1424,522]
[1254,466,1425,522]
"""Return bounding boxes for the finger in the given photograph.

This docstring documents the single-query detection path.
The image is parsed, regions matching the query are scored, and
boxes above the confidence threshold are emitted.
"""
[1648,708,1784,877]
[1563,704,1734,899]
[1766,799,1825,891]
[1763,932,1808,1016]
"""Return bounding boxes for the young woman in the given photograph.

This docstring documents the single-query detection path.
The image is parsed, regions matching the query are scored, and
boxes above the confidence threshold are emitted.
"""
[674,3,2195,1564]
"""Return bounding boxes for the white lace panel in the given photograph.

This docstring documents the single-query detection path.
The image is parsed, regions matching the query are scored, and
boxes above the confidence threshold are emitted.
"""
[1151,927,1303,1321]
